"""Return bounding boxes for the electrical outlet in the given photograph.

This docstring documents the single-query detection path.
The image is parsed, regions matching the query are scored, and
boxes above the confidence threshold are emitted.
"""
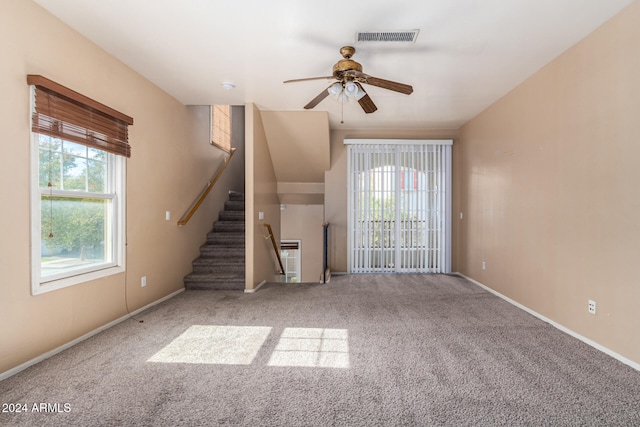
[588,299,596,315]
[141,276,147,287]
[482,261,486,270]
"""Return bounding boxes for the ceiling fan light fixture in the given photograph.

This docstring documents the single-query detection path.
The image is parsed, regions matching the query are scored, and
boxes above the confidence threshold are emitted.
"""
[354,86,366,101]
[344,81,358,97]
[328,82,343,97]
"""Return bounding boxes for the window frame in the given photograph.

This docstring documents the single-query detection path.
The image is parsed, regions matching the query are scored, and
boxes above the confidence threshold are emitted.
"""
[29,85,127,295]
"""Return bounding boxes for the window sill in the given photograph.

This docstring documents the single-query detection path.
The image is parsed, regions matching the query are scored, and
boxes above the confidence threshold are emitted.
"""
[32,264,124,295]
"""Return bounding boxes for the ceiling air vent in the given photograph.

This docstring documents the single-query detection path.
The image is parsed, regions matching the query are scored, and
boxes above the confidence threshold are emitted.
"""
[356,30,419,43]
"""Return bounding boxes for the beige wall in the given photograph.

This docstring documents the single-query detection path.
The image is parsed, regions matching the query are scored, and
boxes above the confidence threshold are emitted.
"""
[456,1,640,364]
[324,128,459,273]
[0,0,243,375]
[281,204,325,282]
[245,103,281,289]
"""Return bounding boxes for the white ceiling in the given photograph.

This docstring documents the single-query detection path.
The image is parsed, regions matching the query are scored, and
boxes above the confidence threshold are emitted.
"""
[34,0,633,130]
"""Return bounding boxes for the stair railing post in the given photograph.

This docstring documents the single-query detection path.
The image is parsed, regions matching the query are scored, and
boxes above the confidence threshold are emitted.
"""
[322,222,330,284]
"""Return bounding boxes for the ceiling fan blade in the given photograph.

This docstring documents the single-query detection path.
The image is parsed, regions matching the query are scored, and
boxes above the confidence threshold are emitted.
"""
[355,83,377,114]
[304,86,331,109]
[363,76,413,95]
[284,76,334,83]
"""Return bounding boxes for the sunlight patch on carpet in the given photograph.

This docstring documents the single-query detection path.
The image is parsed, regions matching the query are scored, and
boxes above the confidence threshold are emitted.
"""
[267,328,350,369]
[147,325,272,365]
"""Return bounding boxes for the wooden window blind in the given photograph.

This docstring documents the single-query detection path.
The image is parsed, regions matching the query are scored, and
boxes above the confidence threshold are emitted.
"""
[28,75,133,158]
[211,105,231,152]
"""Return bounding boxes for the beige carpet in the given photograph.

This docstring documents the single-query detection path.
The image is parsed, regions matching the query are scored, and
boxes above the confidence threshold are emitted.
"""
[1,274,639,426]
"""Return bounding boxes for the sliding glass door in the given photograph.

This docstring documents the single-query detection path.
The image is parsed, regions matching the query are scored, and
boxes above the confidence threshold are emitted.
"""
[347,140,452,273]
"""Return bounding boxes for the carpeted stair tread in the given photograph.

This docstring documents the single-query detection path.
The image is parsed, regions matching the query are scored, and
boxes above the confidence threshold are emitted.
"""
[206,232,245,245]
[228,191,244,202]
[192,257,245,265]
[219,211,245,221]
[212,221,245,232]
[183,273,245,291]
[199,245,245,258]
[224,200,245,211]
[191,259,245,274]
[184,272,245,281]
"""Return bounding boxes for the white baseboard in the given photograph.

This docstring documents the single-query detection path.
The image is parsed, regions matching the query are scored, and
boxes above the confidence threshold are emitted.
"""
[0,288,185,382]
[244,280,266,293]
[455,273,640,372]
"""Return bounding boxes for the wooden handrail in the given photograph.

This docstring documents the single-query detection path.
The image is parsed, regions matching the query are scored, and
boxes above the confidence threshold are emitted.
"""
[177,148,236,226]
[263,223,285,275]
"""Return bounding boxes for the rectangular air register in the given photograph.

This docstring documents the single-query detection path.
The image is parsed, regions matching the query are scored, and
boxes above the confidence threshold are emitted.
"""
[356,30,419,43]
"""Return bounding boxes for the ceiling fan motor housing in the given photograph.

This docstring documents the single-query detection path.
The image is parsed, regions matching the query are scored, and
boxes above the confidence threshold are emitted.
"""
[333,59,362,78]
[333,46,362,79]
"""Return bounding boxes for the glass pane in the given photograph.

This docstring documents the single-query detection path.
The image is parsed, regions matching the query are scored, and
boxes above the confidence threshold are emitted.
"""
[63,154,87,190]
[39,149,62,189]
[87,158,107,192]
[62,140,87,157]
[40,196,110,279]
[38,135,62,151]
[88,147,106,160]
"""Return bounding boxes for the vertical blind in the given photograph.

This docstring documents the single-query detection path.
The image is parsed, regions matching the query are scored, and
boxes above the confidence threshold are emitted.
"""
[28,75,133,157]
[347,141,452,273]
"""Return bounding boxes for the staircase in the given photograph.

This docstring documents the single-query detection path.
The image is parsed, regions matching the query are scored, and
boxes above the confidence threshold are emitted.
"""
[184,191,245,290]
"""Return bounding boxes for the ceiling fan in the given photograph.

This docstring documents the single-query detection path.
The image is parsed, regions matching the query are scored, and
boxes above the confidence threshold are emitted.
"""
[283,46,413,114]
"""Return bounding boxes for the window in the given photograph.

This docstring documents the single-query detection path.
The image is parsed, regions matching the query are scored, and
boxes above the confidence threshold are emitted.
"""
[280,240,301,283]
[29,75,132,294]
[211,105,231,152]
